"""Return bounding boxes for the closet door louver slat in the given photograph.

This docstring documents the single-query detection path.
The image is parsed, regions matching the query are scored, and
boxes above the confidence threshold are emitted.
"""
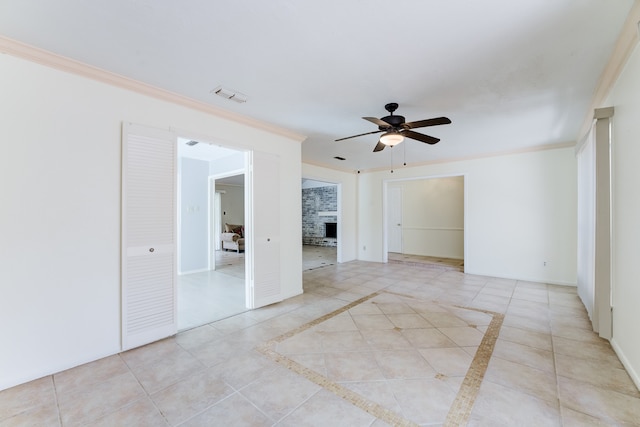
[121,123,177,350]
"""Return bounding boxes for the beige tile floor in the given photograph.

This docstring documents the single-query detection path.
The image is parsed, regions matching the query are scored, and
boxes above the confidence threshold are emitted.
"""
[302,245,337,271]
[2,261,639,426]
[179,247,335,330]
[388,252,464,272]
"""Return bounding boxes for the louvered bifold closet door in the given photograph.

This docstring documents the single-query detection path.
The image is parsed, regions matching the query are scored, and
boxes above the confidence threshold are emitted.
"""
[122,123,177,350]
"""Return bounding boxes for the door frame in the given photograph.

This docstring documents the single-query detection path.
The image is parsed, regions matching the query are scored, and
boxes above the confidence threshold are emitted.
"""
[382,173,467,267]
[208,168,245,271]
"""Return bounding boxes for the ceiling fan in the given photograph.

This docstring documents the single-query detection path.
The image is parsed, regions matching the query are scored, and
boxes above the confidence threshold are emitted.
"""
[335,103,451,152]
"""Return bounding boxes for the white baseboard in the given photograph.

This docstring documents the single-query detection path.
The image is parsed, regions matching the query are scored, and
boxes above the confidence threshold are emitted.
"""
[178,268,210,276]
[0,347,119,392]
[460,270,577,287]
[610,338,640,392]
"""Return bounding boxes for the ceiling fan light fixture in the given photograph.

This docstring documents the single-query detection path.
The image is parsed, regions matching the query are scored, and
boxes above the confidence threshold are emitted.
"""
[380,132,404,146]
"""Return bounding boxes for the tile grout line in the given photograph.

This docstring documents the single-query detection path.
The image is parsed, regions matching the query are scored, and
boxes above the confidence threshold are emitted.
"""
[50,375,63,427]
[255,290,419,426]
[257,289,506,426]
[264,291,382,344]
[256,343,419,427]
[443,307,504,427]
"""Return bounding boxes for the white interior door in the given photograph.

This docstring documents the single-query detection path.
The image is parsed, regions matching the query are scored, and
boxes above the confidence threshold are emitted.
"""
[122,123,177,350]
[388,186,403,253]
[249,151,282,308]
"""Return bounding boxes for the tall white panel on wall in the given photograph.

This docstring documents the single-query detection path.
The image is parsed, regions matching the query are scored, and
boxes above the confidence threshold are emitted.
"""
[250,151,282,308]
[122,123,177,350]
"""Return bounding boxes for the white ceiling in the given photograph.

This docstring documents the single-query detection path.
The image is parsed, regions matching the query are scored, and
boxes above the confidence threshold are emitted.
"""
[0,1,633,172]
[177,137,241,162]
[177,138,245,185]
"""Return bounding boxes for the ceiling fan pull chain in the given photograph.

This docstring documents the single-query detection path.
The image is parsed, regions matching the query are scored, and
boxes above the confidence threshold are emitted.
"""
[403,142,407,166]
[390,145,394,173]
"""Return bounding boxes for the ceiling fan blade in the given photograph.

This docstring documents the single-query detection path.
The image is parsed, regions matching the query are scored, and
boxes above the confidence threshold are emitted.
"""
[363,116,392,128]
[403,130,440,145]
[404,116,451,129]
[373,141,386,152]
[335,129,382,142]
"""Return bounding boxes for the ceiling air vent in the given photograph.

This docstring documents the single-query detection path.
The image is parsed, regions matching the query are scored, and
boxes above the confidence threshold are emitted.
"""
[211,85,248,103]
[334,156,346,161]
[185,140,199,146]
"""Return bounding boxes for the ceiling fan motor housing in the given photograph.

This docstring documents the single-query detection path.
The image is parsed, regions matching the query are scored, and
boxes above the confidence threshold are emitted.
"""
[380,115,405,129]
[381,103,405,129]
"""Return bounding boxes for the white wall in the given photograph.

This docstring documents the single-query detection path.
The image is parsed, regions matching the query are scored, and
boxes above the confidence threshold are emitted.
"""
[0,54,302,390]
[217,184,245,227]
[605,41,640,389]
[390,176,464,259]
[301,164,358,262]
[180,157,210,273]
[210,152,245,174]
[358,147,577,285]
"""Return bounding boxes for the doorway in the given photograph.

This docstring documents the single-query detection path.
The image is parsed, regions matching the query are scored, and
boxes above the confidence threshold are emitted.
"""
[210,172,245,277]
[384,175,465,271]
[176,138,248,330]
[122,124,287,349]
[301,178,339,270]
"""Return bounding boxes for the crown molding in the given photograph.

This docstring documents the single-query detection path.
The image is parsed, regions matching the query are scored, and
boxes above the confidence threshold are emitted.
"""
[304,141,575,175]
[356,142,577,174]
[0,35,307,143]
[577,0,640,140]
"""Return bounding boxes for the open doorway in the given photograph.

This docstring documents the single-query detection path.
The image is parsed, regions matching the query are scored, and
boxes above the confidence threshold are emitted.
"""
[385,175,465,271]
[177,137,248,330]
[210,173,245,277]
[301,179,338,270]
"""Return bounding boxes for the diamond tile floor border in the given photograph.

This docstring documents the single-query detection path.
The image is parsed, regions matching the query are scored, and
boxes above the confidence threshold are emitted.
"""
[257,290,503,426]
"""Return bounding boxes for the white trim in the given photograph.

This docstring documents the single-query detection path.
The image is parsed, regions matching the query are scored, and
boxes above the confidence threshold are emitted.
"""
[210,168,245,180]
[245,152,254,309]
[209,168,246,270]
[467,273,576,287]
[611,337,640,392]
[402,227,464,231]
[178,268,210,276]
[0,36,306,143]
[336,183,343,264]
